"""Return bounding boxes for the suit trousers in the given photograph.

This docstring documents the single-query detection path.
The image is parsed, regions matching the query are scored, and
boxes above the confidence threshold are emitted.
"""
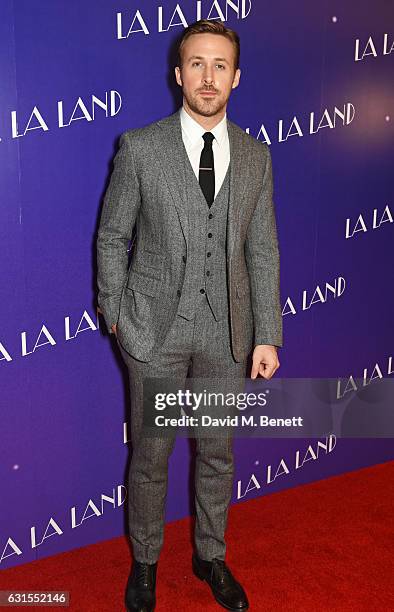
[116,294,247,564]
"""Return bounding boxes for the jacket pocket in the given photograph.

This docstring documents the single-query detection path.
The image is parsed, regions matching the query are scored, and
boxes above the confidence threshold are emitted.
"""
[134,249,164,268]
[126,272,161,297]
[132,250,164,281]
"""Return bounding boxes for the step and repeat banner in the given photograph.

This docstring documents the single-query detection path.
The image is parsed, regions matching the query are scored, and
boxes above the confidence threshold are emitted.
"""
[1,1,393,569]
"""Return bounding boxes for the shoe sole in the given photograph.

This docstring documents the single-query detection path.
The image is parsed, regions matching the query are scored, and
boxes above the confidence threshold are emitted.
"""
[126,600,156,611]
[126,604,156,612]
[192,559,249,611]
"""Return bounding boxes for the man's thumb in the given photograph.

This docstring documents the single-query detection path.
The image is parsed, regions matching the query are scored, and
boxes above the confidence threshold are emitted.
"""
[251,356,260,379]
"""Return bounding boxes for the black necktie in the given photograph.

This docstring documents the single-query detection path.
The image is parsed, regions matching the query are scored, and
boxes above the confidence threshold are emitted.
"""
[199,132,215,207]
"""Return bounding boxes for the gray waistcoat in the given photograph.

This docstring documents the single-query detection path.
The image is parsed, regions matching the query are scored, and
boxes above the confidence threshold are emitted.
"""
[177,158,231,322]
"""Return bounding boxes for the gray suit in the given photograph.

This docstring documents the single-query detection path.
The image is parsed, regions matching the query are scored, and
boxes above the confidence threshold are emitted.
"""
[97,109,282,363]
[96,108,282,564]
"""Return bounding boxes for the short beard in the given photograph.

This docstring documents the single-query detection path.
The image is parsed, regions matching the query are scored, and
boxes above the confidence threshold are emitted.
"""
[185,91,227,117]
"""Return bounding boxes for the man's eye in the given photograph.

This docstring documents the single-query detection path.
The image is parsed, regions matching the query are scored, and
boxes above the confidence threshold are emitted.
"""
[216,64,225,69]
[192,62,202,67]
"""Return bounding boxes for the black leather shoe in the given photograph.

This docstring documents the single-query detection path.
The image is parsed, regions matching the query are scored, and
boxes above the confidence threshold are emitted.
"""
[125,560,157,612]
[192,553,249,611]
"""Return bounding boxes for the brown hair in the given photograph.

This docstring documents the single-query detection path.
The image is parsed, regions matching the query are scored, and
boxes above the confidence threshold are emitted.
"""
[177,20,240,71]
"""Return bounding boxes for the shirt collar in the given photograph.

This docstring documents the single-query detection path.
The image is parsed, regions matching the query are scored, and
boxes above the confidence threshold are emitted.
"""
[180,105,227,148]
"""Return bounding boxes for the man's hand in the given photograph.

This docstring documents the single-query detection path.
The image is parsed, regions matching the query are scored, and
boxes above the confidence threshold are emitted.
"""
[111,324,117,336]
[250,345,280,379]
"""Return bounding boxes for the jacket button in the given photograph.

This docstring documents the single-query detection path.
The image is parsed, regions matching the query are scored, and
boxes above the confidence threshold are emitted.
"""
[208,213,213,219]
[206,271,210,276]
[177,290,181,297]
[208,233,212,238]
[182,255,186,263]
[200,288,205,294]
[207,252,211,257]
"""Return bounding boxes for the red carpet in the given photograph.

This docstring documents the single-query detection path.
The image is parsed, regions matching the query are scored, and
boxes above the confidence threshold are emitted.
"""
[1,461,393,611]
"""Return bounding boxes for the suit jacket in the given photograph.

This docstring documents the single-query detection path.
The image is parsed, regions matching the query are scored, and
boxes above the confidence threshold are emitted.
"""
[96,108,283,362]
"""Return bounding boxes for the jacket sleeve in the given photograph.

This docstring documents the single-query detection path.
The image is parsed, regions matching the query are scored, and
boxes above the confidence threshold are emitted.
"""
[96,131,141,334]
[244,144,283,348]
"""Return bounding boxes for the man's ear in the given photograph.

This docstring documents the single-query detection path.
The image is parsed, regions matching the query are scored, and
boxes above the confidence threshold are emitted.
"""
[175,66,183,87]
[232,68,241,89]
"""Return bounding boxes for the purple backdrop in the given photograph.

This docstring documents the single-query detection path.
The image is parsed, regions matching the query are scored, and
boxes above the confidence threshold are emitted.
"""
[1,0,393,569]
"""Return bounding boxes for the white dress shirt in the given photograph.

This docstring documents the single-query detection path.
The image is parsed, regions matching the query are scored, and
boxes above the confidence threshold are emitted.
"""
[180,106,230,199]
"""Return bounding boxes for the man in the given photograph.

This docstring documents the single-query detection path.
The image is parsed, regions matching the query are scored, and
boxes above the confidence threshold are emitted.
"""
[97,19,282,612]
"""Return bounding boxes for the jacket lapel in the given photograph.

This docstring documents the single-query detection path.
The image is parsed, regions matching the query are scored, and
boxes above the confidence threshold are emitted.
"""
[155,109,252,260]
[155,110,189,245]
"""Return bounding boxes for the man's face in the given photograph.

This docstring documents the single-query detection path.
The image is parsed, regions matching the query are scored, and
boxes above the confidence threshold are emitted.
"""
[175,33,241,117]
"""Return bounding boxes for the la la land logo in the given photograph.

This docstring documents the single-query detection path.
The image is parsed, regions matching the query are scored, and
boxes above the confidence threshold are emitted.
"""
[248,102,356,145]
[0,486,127,565]
[354,32,394,61]
[117,0,252,38]
[282,276,345,317]
[237,435,336,499]
[345,205,393,238]
[9,90,121,140]
[0,309,100,363]
[337,355,394,398]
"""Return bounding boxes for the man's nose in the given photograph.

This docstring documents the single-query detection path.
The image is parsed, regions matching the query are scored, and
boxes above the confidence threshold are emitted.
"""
[202,66,214,83]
